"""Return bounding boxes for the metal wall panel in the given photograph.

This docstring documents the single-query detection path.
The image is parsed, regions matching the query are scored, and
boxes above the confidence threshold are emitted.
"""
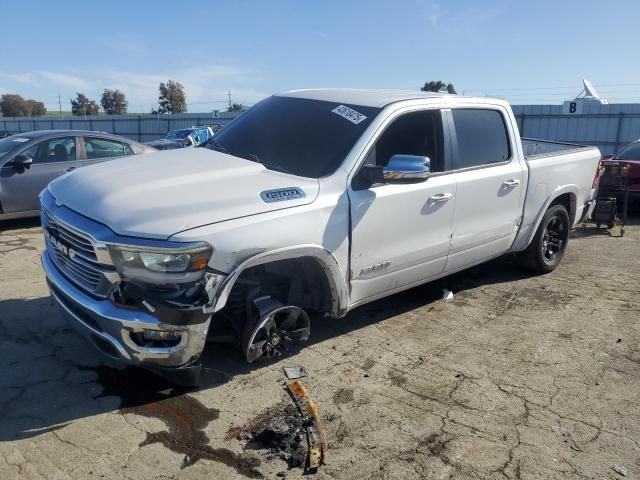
[0,112,240,143]
[513,103,640,155]
[3,105,640,155]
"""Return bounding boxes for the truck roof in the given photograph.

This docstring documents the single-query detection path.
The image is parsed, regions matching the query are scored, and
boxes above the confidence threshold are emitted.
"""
[277,88,456,108]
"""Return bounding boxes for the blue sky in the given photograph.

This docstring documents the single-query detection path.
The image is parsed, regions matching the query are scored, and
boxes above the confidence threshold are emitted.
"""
[1,0,639,112]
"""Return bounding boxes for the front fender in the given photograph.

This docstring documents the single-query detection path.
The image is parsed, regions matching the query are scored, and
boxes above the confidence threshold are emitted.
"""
[207,244,350,317]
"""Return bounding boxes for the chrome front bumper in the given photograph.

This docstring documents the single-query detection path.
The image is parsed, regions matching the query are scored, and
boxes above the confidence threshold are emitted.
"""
[42,251,211,368]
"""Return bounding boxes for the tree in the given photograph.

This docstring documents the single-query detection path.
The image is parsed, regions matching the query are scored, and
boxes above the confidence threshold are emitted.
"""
[0,94,47,117]
[24,99,47,117]
[227,103,246,113]
[70,93,99,116]
[100,89,128,115]
[421,81,457,94]
[156,80,186,114]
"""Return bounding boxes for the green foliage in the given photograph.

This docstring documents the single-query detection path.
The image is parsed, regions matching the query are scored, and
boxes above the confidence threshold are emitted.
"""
[101,89,128,115]
[227,103,246,113]
[155,80,187,114]
[421,81,457,94]
[0,94,48,117]
[70,93,100,116]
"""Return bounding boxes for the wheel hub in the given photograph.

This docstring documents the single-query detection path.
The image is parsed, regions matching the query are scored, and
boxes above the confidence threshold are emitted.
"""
[240,296,311,363]
[541,214,566,263]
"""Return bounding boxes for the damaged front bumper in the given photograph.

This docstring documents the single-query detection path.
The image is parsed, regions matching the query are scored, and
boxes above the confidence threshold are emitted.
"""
[42,251,212,378]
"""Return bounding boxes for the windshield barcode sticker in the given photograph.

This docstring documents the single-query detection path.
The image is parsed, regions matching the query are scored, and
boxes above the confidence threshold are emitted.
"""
[332,105,367,124]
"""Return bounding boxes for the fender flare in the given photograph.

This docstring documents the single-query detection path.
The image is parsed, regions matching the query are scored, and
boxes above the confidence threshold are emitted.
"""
[523,185,578,249]
[209,244,350,318]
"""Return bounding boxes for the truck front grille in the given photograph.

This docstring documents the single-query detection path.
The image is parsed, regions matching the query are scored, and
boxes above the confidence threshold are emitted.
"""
[43,210,114,298]
[45,211,97,262]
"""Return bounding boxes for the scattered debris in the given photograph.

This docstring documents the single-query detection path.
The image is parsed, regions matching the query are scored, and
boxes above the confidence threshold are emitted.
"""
[287,380,328,470]
[283,366,307,380]
[612,465,628,476]
[226,403,308,469]
[442,288,454,301]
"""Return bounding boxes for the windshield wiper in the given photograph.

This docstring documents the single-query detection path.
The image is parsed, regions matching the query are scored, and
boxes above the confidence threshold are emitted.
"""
[207,140,231,154]
[243,153,295,175]
[206,141,294,175]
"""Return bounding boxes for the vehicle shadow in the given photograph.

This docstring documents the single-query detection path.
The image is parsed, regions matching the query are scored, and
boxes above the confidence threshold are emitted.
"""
[571,211,639,239]
[0,256,533,442]
[0,216,41,232]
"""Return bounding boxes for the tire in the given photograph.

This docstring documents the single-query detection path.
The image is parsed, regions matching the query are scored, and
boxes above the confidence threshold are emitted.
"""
[519,204,570,274]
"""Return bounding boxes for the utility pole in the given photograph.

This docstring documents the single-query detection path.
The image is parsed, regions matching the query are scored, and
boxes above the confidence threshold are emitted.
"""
[227,91,232,110]
[57,94,62,119]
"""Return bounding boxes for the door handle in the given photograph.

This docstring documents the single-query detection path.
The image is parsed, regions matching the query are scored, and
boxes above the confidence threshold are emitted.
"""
[429,193,453,203]
[65,167,77,173]
[502,179,520,188]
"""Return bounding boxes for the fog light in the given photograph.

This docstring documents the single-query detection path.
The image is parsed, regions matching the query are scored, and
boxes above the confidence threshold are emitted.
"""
[142,330,182,342]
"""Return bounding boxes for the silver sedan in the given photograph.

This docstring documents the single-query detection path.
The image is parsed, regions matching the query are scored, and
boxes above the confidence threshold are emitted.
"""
[0,130,155,220]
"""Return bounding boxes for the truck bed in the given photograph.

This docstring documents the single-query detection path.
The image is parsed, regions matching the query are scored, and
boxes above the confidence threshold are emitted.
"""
[521,137,595,159]
[509,139,601,252]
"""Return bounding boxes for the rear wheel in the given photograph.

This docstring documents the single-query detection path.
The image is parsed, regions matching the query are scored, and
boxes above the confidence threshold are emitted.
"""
[520,204,570,274]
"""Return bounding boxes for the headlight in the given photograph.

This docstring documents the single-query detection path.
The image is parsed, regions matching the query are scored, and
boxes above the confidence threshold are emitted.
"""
[108,244,212,285]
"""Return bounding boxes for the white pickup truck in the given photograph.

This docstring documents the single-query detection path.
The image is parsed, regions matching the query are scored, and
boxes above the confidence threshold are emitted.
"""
[40,89,601,385]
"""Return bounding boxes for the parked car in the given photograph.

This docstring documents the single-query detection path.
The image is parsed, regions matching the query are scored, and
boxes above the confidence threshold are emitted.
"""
[601,139,640,204]
[0,130,154,220]
[40,90,601,385]
[145,126,214,150]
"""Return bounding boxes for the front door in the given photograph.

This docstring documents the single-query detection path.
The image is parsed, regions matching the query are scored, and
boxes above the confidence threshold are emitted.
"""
[348,108,456,305]
[0,136,80,213]
[445,107,525,272]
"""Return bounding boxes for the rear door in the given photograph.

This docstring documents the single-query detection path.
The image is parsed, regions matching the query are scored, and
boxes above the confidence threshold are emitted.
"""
[444,107,525,272]
[0,136,80,213]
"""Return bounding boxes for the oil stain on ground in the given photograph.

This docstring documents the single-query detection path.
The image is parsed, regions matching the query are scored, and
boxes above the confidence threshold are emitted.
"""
[333,387,354,405]
[90,366,263,478]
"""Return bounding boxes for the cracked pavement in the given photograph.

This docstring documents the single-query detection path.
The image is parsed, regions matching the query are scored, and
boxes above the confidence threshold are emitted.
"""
[0,217,639,479]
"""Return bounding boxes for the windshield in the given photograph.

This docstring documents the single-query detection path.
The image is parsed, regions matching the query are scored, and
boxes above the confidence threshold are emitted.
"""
[164,129,193,140]
[616,142,640,160]
[0,136,32,158]
[204,96,380,178]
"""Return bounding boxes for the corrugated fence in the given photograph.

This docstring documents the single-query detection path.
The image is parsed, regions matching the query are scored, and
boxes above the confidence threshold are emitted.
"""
[0,112,240,143]
[512,103,640,155]
[2,104,640,155]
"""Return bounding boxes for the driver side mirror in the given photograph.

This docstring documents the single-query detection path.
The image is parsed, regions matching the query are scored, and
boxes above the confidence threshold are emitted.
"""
[601,154,614,161]
[364,155,431,186]
[12,154,33,169]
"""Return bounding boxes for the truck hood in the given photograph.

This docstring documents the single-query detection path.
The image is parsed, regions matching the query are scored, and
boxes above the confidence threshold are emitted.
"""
[48,148,319,239]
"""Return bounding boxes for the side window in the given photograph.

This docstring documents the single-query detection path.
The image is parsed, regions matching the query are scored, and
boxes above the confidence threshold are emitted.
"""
[130,143,145,155]
[124,143,135,156]
[84,137,126,159]
[24,137,76,163]
[451,109,510,169]
[365,110,444,172]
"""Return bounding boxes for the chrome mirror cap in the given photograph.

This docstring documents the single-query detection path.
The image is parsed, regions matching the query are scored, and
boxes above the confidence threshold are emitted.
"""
[383,155,431,183]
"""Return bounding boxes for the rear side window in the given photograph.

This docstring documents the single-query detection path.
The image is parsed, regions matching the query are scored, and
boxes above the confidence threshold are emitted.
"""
[452,109,510,169]
[124,143,135,155]
[84,137,126,159]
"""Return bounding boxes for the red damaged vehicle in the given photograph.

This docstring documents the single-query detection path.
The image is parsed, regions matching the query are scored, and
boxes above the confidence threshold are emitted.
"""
[601,139,640,206]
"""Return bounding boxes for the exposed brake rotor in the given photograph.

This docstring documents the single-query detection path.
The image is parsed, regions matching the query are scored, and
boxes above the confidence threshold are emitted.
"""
[240,296,311,363]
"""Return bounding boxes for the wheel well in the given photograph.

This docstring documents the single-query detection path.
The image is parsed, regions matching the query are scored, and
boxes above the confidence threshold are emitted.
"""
[550,193,575,223]
[225,257,334,318]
